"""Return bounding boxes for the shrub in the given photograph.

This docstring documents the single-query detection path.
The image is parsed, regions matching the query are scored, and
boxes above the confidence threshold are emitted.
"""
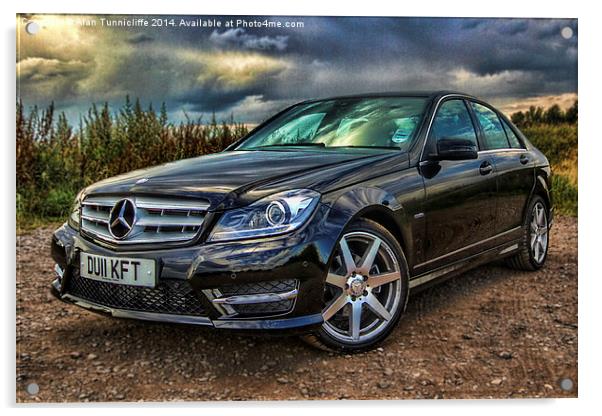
[552,174,578,216]
[16,98,248,227]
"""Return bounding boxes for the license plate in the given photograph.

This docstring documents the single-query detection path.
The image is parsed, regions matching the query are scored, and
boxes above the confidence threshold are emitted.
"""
[80,252,156,287]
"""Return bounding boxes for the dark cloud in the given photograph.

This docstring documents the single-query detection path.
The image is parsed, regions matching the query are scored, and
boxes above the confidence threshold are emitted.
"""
[126,33,155,44]
[17,15,578,124]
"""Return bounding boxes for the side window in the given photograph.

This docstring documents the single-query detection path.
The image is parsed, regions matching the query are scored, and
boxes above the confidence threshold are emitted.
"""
[430,99,478,146]
[501,118,523,149]
[471,102,510,150]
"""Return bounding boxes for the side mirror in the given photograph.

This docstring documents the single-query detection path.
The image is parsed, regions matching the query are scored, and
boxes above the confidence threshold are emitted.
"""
[435,137,478,161]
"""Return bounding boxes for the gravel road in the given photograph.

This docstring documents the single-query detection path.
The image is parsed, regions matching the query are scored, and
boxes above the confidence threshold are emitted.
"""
[16,216,577,402]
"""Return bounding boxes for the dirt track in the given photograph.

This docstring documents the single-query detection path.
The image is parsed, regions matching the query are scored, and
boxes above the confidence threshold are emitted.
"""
[16,216,577,402]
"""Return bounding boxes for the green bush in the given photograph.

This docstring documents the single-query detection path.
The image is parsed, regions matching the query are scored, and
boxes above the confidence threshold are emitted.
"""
[522,124,578,167]
[520,123,578,216]
[16,98,248,228]
[42,188,76,218]
[551,174,578,216]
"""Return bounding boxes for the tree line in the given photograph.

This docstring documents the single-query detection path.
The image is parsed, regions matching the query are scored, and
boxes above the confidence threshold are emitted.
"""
[510,100,577,128]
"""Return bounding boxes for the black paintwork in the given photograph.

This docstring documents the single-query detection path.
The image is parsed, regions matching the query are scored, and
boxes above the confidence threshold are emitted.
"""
[50,91,553,331]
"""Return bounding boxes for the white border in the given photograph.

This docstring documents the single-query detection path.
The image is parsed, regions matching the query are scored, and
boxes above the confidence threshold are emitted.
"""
[3,0,597,414]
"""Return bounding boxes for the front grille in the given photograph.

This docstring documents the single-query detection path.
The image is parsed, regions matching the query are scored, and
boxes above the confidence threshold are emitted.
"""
[215,279,298,316]
[81,195,209,245]
[66,272,207,316]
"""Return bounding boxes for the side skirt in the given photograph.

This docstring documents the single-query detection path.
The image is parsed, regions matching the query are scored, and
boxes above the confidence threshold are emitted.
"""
[409,240,520,292]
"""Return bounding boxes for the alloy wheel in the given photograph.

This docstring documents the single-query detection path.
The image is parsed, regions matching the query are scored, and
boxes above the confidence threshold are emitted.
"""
[321,231,403,343]
[530,201,549,263]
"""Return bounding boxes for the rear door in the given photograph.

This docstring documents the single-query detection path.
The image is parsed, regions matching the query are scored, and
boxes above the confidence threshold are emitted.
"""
[419,99,497,272]
[469,102,534,235]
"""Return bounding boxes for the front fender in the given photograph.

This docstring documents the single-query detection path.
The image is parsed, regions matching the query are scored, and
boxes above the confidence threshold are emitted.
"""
[322,186,415,268]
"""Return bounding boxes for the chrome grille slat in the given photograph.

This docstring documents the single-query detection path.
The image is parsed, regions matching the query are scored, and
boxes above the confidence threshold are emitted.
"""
[81,207,110,224]
[136,216,204,227]
[136,197,209,212]
[82,196,119,207]
[80,195,208,245]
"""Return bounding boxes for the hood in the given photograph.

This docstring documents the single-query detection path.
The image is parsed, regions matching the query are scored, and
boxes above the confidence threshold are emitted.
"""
[85,150,400,210]
[85,149,402,210]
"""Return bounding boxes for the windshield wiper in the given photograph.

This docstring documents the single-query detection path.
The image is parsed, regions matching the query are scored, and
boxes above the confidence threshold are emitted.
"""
[255,142,326,148]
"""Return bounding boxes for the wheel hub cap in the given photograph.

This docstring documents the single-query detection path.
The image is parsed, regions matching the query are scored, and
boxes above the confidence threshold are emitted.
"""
[348,275,367,297]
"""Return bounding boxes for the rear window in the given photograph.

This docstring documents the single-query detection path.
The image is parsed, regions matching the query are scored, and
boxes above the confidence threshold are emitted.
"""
[501,118,524,149]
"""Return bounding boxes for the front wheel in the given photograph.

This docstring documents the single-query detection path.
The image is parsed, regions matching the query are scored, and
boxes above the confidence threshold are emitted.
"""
[302,219,409,352]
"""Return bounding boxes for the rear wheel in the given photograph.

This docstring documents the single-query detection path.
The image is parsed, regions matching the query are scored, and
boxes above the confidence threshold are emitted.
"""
[506,196,550,271]
[302,219,409,352]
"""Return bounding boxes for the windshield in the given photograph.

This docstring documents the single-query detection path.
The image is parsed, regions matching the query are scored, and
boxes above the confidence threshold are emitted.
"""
[237,97,428,151]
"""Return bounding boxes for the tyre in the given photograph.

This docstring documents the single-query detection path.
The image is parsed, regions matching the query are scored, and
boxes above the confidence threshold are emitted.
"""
[302,218,409,353]
[506,196,550,271]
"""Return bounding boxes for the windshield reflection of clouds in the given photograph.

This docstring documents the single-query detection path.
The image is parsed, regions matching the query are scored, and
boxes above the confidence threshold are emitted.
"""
[239,97,427,151]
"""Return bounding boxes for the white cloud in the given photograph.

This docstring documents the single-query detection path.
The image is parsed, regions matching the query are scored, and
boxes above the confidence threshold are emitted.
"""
[209,29,288,51]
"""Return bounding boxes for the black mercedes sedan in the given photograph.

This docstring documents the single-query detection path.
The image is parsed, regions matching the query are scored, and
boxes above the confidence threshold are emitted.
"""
[50,91,553,352]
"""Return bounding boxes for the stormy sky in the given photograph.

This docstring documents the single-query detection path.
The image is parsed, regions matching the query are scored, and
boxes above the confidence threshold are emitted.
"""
[16,14,578,124]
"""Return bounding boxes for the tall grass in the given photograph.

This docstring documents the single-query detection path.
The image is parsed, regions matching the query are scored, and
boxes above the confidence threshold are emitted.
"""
[15,98,578,229]
[522,123,578,215]
[16,98,248,228]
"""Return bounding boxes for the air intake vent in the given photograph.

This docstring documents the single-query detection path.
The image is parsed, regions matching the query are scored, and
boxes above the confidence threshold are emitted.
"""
[81,195,209,245]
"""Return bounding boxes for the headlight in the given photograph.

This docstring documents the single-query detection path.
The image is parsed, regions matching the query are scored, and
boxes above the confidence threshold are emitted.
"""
[67,190,83,230]
[209,189,321,242]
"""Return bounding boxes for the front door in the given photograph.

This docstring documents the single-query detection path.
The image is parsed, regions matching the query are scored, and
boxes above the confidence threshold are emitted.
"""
[418,99,497,272]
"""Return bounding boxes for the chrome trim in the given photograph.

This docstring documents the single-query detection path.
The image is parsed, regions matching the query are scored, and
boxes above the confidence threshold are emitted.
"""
[212,289,298,305]
[61,293,213,326]
[51,278,61,292]
[54,263,64,279]
[478,148,527,155]
[202,289,235,316]
[415,226,522,268]
[499,243,519,255]
[135,196,210,212]
[410,240,522,289]
[418,94,527,162]
[410,263,464,289]
[81,195,209,245]
[81,214,108,224]
[419,93,471,162]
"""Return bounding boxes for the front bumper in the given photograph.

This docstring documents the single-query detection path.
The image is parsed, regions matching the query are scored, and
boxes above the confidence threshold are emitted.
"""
[50,204,341,332]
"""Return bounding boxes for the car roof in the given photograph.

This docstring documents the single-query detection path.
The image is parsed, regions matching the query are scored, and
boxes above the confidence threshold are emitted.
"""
[302,90,478,103]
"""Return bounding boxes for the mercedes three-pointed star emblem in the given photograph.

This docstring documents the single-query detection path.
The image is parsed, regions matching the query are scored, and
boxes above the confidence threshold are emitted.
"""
[108,198,136,239]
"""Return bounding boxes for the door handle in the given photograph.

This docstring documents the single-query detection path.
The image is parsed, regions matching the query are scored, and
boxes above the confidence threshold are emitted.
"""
[479,161,493,175]
[520,154,530,165]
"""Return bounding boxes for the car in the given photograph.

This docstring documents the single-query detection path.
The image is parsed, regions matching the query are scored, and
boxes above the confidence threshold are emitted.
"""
[50,91,553,352]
